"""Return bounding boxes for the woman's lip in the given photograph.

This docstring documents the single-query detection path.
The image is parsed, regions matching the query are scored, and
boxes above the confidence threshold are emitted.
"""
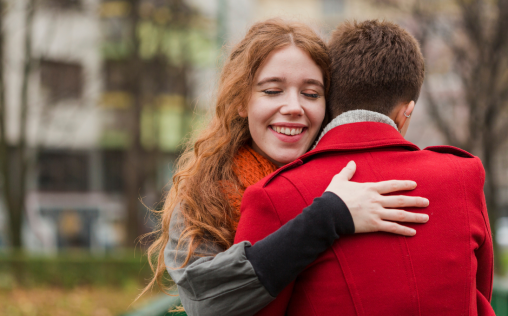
[270,122,307,128]
[269,126,306,143]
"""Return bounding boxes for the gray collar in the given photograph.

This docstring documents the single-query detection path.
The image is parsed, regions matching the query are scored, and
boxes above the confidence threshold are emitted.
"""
[313,110,398,148]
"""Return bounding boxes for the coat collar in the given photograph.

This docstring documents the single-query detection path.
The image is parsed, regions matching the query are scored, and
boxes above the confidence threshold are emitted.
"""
[263,122,420,187]
[311,121,419,155]
[313,109,398,147]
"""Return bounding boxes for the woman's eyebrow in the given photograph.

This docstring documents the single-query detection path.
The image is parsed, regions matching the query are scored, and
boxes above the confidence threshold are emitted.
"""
[256,77,286,86]
[303,79,324,89]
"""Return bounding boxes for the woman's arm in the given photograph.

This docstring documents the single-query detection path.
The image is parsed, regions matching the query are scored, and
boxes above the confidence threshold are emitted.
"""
[166,162,429,316]
[165,205,273,316]
[165,194,353,316]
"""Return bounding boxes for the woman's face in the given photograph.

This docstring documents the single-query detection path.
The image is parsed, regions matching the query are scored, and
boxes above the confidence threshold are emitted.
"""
[241,45,326,167]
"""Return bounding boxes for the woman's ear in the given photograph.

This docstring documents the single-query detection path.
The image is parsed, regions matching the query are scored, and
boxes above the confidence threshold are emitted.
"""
[238,108,248,118]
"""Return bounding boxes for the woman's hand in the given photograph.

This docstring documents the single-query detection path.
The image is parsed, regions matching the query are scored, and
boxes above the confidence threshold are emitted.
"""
[325,161,429,237]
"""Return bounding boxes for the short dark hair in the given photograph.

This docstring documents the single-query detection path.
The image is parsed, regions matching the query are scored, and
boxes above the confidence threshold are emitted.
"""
[327,20,425,117]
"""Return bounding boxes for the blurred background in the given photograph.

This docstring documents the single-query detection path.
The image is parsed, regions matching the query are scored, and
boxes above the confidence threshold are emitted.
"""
[0,0,507,315]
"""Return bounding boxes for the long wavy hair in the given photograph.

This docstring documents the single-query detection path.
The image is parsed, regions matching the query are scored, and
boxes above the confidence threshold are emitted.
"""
[141,18,331,298]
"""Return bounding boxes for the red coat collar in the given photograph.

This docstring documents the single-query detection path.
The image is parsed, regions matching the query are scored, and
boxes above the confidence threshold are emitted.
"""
[263,122,419,187]
[311,121,419,154]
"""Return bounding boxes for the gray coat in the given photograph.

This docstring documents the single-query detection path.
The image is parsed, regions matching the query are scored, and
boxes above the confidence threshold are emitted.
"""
[164,204,275,316]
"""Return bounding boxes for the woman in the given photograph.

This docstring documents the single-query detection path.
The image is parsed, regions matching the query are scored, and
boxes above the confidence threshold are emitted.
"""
[142,19,429,316]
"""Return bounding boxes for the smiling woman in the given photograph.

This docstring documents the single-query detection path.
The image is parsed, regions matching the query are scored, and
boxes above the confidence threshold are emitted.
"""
[241,45,326,166]
[141,18,430,316]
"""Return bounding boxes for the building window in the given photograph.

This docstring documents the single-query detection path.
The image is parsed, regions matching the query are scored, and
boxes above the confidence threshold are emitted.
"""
[146,60,181,94]
[40,60,83,102]
[104,60,131,91]
[104,59,179,94]
[38,151,89,191]
[102,150,125,192]
[102,18,131,43]
[100,1,132,43]
[40,208,99,250]
[37,0,81,10]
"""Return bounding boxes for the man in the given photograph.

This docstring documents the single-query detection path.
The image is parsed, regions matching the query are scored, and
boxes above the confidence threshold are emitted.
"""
[234,20,494,315]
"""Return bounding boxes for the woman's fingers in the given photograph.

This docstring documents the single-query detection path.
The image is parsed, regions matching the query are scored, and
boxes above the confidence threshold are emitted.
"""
[381,195,429,208]
[379,209,429,223]
[377,221,417,237]
[324,168,429,237]
[334,161,357,181]
[372,180,417,194]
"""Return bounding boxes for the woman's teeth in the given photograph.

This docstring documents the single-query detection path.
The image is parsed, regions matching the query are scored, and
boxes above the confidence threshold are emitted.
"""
[272,126,304,136]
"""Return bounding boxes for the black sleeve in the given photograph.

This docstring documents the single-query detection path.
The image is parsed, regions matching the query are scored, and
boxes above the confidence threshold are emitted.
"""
[244,191,354,297]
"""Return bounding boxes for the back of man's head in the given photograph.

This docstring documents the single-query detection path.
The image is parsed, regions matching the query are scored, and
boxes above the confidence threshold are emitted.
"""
[327,20,425,117]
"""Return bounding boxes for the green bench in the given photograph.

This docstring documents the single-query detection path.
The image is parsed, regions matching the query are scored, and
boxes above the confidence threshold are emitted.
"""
[492,278,508,315]
[120,294,185,316]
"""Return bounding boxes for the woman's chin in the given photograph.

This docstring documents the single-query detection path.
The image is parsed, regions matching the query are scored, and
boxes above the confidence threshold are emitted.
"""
[270,151,305,167]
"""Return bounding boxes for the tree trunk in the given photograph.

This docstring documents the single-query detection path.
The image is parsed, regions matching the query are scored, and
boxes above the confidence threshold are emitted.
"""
[0,0,34,250]
[482,137,503,274]
[0,0,13,247]
[124,0,144,248]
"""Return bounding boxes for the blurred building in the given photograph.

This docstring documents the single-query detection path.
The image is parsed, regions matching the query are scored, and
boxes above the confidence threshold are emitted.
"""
[2,0,119,252]
[0,0,507,252]
[1,0,215,252]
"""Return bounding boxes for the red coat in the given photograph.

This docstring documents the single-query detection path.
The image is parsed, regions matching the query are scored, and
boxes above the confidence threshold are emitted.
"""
[234,122,494,316]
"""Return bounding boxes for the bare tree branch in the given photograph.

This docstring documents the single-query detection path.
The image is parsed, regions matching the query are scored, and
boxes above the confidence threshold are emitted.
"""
[492,0,508,55]
[373,0,508,274]
[423,87,467,149]
[456,0,485,50]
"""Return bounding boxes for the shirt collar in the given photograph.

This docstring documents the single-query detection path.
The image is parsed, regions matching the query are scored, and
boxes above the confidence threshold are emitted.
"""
[314,110,398,148]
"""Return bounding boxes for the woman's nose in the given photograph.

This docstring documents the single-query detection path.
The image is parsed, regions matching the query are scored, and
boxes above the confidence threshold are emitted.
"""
[280,92,304,116]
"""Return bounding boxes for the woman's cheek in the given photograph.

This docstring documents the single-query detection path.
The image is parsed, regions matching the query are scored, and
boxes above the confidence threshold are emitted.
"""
[307,101,326,138]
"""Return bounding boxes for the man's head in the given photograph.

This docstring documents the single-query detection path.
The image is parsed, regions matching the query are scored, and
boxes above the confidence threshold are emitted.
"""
[327,20,425,134]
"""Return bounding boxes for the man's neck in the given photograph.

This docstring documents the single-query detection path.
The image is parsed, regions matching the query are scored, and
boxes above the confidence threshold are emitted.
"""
[313,110,398,148]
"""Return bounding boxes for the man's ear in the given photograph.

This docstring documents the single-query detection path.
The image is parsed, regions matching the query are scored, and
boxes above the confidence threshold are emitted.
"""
[392,100,415,131]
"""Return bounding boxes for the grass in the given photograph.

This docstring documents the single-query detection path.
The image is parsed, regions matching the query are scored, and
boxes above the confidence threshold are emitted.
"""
[0,283,162,316]
[0,250,178,316]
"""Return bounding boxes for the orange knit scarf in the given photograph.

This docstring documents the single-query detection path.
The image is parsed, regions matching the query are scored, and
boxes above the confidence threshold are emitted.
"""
[223,146,278,222]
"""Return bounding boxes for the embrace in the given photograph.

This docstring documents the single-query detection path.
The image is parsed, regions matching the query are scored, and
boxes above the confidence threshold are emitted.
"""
[144,19,494,316]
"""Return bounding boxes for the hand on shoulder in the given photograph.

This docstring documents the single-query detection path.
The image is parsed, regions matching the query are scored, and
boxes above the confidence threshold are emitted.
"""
[326,161,430,236]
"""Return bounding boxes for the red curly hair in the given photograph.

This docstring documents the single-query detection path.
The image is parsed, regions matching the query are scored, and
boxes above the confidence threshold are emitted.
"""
[141,18,331,298]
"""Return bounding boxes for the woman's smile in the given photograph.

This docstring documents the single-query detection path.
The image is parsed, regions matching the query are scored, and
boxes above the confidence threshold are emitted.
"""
[269,124,307,143]
[241,45,326,166]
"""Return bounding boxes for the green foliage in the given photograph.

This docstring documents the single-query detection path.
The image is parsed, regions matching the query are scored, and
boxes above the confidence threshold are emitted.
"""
[101,21,217,66]
[0,251,171,289]
[101,41,133,61]
[137,22,216,66]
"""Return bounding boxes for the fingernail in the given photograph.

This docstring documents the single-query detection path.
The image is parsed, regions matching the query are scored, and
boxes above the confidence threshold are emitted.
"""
[419,214,429,222]
[422,198,429,206]
[410,229,416,235]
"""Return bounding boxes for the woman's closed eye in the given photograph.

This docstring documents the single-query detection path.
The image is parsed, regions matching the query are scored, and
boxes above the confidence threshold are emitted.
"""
[301,91,321,99]
[262,89,321,99]
[263,89,282,95]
